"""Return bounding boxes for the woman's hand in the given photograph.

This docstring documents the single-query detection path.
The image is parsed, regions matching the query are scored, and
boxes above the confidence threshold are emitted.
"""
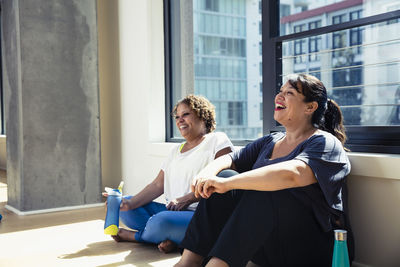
[103,192,132,211]
[192,176,231,199]
[119,198,131,211]
[166,193,198,211]
[166,198,188,211]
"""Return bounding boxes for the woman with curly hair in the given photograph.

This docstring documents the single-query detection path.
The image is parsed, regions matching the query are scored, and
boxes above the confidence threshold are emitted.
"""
[104,94,233,253]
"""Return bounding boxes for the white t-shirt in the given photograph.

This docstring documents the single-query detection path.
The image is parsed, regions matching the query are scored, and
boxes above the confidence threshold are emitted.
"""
[161,132,233,210]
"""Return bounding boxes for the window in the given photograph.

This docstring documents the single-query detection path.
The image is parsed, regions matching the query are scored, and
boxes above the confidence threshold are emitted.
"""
[332,15,347,58]
[349,10,363,54]
[166,0,262,141]
[279,0,398,35]
[228,102,244,125]
[204,0,218,12]
[293,24,306,63]
[165,0,400,153]
[308,21,321,61]
[276,0,400,153]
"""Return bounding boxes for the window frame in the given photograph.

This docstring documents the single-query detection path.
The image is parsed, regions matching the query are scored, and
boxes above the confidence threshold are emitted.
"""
[164,0,400,153]
[164,0,174,142]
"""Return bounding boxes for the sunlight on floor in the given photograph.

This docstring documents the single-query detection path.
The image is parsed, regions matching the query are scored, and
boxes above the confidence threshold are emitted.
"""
[0,219,180,266]
[0,168,180,267]
[149,257,181,266]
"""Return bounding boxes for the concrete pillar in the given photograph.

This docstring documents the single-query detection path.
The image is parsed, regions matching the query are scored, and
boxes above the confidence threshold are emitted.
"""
[1,0,102,212]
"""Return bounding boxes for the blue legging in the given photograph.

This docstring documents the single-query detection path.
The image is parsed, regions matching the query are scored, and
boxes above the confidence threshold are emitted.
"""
[119,196,194,244]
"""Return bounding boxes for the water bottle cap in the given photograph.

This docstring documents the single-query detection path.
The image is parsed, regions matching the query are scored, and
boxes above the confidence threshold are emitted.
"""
[334,229,347,241]
[108,189,121,196]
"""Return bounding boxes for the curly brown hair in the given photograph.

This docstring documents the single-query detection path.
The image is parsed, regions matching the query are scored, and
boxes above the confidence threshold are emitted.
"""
[172,94,216,133]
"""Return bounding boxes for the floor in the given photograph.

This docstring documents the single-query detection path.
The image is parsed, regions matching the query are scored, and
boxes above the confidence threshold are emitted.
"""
[0,171,181,267]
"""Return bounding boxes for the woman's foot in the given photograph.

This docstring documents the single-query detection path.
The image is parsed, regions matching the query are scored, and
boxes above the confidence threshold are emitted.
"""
[158,239,177,253]
[111,228,137,242]
[174,249,204,267]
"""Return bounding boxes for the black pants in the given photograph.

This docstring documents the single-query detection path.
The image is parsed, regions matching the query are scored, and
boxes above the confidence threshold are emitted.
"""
[180,170,336,267]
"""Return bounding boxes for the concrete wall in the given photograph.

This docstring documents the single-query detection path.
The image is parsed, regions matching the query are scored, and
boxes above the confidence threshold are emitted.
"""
[1,0,102,211]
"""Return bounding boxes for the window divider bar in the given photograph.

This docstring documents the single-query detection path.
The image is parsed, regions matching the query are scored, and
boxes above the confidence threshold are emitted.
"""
[262,0,280,134]
[164,0,174,142]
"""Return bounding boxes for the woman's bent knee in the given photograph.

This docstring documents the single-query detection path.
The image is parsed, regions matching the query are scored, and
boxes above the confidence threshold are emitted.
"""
[217,169,239,178]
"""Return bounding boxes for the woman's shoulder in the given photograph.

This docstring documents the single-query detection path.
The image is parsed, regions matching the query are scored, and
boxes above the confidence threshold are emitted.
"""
[242,132,281,151]
[207,131,233,147]
[206,131,232,143]
[208,131,229,139]
[167,142,184,155]
[305,130,345,152]
[311,130,341,143]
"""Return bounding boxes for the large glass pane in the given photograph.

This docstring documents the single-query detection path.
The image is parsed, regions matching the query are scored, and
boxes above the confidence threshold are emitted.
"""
[281,19,400,126]
[279,0,400,36]
[172,0,263,140]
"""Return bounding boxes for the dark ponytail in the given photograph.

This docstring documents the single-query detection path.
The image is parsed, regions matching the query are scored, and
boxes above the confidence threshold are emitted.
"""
[320,99,347,148]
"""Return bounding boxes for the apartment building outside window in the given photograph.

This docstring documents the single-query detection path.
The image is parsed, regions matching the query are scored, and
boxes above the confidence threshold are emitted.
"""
[165,0,400,153]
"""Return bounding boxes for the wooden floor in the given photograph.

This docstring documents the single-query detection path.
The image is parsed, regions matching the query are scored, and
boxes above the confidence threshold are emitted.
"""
[0,171,181,267]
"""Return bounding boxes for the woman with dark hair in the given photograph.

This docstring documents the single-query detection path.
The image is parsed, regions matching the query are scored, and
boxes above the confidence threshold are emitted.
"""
[175,74,354,266]
[104,94,233,253]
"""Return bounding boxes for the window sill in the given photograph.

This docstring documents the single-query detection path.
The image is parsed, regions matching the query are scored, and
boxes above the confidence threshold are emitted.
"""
[347,152,400,180]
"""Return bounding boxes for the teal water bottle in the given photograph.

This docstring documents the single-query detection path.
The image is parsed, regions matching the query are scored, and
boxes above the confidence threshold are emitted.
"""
[332,229,350,267]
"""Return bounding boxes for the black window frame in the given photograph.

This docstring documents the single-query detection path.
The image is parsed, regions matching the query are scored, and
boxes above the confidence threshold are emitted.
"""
[164,0,400,154]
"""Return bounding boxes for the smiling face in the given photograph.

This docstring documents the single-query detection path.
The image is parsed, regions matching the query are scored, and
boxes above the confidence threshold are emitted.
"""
[175,103,206,141]
[274,81,317,127]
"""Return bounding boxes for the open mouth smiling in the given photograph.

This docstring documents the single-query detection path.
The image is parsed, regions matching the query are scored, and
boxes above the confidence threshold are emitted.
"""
[275,103,286,111]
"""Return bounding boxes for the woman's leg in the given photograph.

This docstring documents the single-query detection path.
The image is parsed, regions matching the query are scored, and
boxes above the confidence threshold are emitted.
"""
[209,189,334,266]
[139,210,194,244]
[178,170,243,266]
[207,190,276,267]
[253,189,334,266]
[117,197,167,242]
[179,171,336,266]
[174,191,239,267]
